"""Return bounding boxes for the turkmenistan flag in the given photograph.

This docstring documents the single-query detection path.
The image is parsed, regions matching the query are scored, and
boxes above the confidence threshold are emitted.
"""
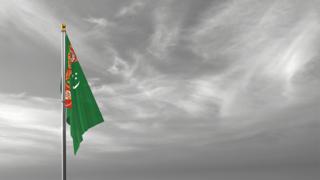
[65,34,104,154]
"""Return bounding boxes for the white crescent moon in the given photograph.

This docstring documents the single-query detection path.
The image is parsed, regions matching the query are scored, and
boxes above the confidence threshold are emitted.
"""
[73,82,80,89]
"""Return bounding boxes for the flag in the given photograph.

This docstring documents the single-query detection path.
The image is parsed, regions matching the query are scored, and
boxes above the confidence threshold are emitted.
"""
[65,34,104,154]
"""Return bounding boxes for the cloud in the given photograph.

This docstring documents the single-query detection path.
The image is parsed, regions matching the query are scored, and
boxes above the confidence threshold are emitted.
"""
[0,0,60,47]
[108,55,131,75]
[0,93,139,166]
[0,93,60,166]
[147,5,180,58]
[184,0,320,116]
[84,17,114,28]
[1,0,320,179]
[0,0,112,74]
[116,1,145,17]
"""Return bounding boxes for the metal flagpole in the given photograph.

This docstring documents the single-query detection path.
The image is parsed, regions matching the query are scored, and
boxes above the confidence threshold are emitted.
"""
[60,23,67,180]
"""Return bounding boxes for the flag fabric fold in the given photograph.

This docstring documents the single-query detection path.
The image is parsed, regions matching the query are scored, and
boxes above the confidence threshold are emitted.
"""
[64,34,104,154]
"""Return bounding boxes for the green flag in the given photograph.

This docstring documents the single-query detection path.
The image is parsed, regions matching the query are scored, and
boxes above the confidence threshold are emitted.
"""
[64,34,104,154]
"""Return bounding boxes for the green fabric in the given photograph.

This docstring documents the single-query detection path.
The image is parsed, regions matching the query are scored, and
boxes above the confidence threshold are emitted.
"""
[65,34,104,154]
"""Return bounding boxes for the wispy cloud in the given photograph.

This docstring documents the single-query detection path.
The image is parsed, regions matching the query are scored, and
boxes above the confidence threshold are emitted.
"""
[147,6,180,58]
[84,17,114,28]
[0,93,60,166]
[116,1,145,17]
[1,0,319,178]
[0,93,137,165]
[0,0,60,47]
[186,0,320,116]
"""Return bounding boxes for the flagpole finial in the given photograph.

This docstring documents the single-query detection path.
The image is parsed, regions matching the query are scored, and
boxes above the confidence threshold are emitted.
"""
[61,24,66,32]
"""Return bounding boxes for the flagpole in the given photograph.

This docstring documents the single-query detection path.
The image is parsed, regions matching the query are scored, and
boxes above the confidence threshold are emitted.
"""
[60,23,67,180]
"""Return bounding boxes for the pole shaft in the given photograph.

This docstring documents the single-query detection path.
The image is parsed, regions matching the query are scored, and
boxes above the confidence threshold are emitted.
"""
[61,24,67,180]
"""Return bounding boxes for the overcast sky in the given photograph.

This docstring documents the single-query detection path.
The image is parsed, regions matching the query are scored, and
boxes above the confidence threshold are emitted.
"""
[0,0,319,180]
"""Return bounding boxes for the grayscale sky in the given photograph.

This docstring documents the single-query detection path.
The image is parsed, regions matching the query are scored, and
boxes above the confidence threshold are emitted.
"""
[0,0,319,180]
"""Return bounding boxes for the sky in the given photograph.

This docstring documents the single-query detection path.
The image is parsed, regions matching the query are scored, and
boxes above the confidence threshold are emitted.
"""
[0,0,319,180]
